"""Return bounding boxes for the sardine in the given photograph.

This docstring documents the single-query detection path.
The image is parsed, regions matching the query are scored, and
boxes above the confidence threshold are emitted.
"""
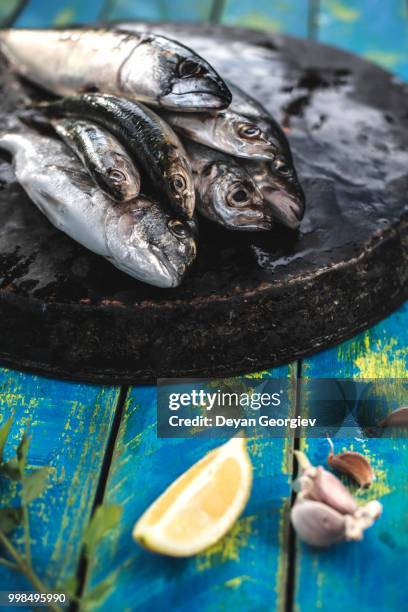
[228,81,293,160]
[186,142,272,231]
[0,28,231,111]
[38,94,195,218]
[227,83,306,228]
[228,81,269,120]
[0,129,197,288]
[52,118,140,202]
[243,159,305,229]
[162,108,279,160]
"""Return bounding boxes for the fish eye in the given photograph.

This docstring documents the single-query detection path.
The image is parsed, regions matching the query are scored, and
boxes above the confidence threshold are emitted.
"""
[178,59,205,78]
[108,168,126,183]
[274,159,292,176]
[170,174,187,194]
[168,219,188,238]
[237,123,262,140]
[227,186,250,207]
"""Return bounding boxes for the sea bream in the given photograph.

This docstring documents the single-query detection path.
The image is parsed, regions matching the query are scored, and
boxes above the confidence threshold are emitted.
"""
[0,28,231,111]
[52,118,141,202]
[186,142,273,231]
[38,93,196,218]
[0,129,197,287]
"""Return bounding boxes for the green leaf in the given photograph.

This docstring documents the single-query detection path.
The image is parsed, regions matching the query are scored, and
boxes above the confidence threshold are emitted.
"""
[83,504,122,559]
[0,458,21,481]
[80,573,117,610]
[22,467,51,504]
[58,574,78,599]
[0,417,13,464]
[17,434,30,474]
[0,507,22,534]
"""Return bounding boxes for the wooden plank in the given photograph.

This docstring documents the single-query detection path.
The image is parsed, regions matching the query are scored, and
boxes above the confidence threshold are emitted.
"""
[13,0,106,27]
[318,0,408,80]
[83,366,297,611]
[0,1,27,24]
[220,0,310,37]
[0,368,120,590]
[98,0,214,23]
[294,302,408,611]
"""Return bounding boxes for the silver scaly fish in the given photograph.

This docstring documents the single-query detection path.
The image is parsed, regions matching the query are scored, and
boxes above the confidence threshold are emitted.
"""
[161,108,279,161]
[38,94,196,219]
[52,118,141,202]
[0,128,197,288]
[0,28,231,111]
[186,142,273,231]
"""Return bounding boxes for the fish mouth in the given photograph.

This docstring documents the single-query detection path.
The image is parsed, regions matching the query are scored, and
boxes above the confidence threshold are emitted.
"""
[149,244,185,288]
[262,188,305,229]
[162,79,232,111]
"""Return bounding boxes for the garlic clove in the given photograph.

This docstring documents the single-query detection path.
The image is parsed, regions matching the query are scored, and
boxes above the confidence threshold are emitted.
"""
[344,500,383,541]
[294,452,358,515]
[290,499,346,547]
[328,450,374,488]
[379,407,408,428]
[291,498,383,548]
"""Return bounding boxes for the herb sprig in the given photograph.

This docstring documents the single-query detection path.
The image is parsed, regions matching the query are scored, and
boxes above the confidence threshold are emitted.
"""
[0,416,122,610]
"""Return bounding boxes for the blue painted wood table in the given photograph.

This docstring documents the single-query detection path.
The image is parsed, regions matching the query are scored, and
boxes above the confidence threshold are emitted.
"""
[0,1,407,610]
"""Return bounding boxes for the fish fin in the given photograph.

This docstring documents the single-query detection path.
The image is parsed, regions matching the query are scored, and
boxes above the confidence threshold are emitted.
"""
[57,166,95,193]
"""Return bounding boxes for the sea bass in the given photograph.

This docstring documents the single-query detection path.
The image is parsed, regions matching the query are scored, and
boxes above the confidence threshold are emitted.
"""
[39,94,195,218]
[162,108,279,161]
[186,142,272,231]
[0,28,231,111]
[0,129,197,287]
[52,118,141,202]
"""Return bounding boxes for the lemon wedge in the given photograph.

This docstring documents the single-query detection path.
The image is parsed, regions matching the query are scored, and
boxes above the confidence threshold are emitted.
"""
[133,437,253,557]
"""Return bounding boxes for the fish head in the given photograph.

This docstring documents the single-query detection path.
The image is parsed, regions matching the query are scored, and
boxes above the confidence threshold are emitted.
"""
[219,113,279,160]
[259,157,306,229]
[150,36,232,110]
[95,152,141,202]
[197,160,272,230]
[105,197,197,288]
[166,153,196,218]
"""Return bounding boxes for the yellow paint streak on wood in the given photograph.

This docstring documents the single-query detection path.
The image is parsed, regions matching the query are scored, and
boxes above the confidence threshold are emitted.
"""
[354,337,406,378]
[224,575,254,589]
[364,51,401,69]
[53,8,76,26]
[275,497,291,612]
[234,13,281,32]
[195,516,256,572]
[50,388,119,582]
[325,0,360,22]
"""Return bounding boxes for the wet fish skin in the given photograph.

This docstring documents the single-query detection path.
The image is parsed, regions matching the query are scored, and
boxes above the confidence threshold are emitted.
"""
[186,142,273,231]
[227,84,305,227]
[228,81,293,160]
[38,93,195,218]
[228,81,269,120]
[162,108,279,161]
[0,128,197,288]
[52,118,141,202]
[0,28,231,111]
[243,158,305,229]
